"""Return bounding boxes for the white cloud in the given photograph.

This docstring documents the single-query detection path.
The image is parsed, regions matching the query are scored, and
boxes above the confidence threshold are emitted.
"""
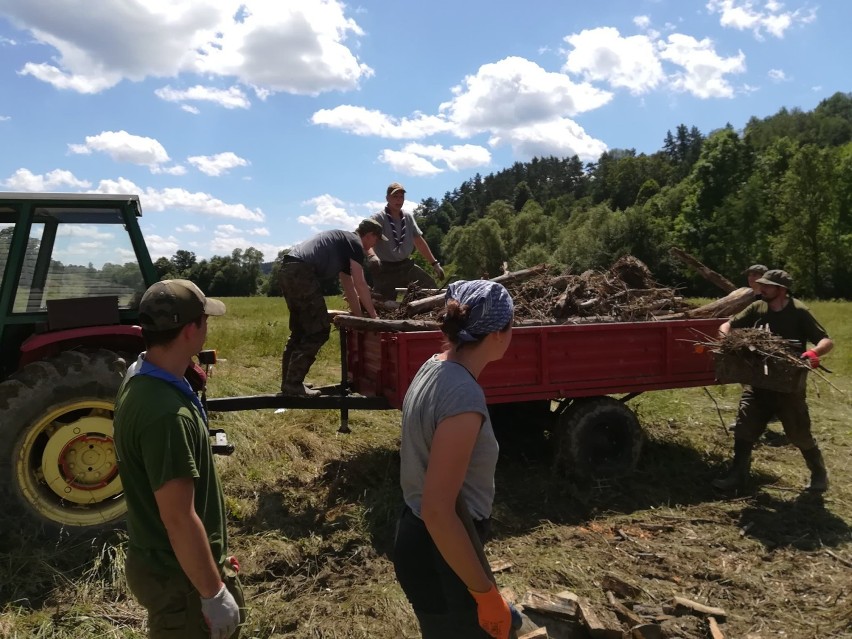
[187,152,250,176]
[768,68,788,82]
[152,164,188,176]
[441,56,612,134]
[2,167,91,190]
[2,0,372,95]
[633,15,651,29]
[177,224,201,233]
[298,194,361,228]
[658,34,746,98]
[379,143,491,176]
[143,233,181,259]
[155,84,251,109]
[69,130,171,167]
[563,27,665,95]
[248,227,270,236]
[181,105,200,115]
[488,119,608,162]
[311,106,453,139]
[0,115,10,121]
[706,0,816,39]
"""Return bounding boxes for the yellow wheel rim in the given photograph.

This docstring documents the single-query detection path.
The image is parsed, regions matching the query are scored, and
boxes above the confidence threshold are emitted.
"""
[16,399,125,527]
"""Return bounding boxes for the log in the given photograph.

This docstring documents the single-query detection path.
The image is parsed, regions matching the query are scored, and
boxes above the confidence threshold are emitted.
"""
[601,573,641,599]
[605,591,644,627]
[334,315,438,333]
[405,264,549,317]
[666,287,755,320]
[669,247,736,293]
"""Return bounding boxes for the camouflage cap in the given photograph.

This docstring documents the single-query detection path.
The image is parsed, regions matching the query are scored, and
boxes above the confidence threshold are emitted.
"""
[386,182,406,196]
[139,279,225,331]
[742,263,768,275]
[755,269,793,290]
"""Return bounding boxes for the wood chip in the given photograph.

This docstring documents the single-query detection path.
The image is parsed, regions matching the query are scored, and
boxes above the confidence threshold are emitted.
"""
[601,573,641,599]
[708,617,725,639]
[520,590,578,619]
[518,629,549,639]
[606,591,645,627]
[491,559,514,573]
[671,596,726,621]
[577,597,624,639]
[631,623,663,639]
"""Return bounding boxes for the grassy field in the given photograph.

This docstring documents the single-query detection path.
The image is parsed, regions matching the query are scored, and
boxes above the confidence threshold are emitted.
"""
[1,297,850,638]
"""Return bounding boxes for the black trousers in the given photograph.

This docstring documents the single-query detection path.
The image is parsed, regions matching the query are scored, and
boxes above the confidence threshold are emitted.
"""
[393,505,492,639]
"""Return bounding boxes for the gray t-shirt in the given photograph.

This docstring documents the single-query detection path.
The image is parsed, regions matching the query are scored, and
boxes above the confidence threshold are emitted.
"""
[371,208,423,263]
[290,229,365,281]
[400,355,498,520]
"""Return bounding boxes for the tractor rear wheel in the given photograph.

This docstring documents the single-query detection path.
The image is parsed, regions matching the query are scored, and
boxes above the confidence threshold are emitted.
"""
[0,349,128,534]
[552,397,643,480]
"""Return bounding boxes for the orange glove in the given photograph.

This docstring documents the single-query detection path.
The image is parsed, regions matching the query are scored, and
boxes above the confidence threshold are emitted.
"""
[468,583,512,639]
[801,350,820,369]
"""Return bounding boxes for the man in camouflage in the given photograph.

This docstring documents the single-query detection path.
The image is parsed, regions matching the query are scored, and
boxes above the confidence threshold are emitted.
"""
[713,270,834,493]
[279,220,382,396]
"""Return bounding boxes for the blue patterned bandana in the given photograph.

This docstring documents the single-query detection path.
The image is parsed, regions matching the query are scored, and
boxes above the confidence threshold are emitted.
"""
[446,280,514,343]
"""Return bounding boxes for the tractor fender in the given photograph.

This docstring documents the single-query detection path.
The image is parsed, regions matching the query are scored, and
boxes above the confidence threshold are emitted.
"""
[19,325,144,367]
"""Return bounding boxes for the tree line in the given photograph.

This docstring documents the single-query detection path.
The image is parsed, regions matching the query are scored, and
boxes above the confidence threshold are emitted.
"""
[155,91,852,299]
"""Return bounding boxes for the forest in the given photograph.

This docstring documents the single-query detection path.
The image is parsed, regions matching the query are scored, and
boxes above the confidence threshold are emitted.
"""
[156,91,852,299]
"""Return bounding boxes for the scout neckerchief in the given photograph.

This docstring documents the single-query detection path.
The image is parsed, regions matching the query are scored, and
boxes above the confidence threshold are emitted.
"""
[386,208,406,253]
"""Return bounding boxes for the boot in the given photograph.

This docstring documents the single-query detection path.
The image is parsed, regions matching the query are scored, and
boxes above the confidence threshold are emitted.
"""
[713,439,753,491]
[281,382,321,397]
[801,446,829,493]
[281,350,321,397]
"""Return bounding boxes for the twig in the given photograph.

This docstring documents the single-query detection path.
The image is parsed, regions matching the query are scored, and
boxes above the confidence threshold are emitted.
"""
[823,548,852,568]
[703,387,728,434]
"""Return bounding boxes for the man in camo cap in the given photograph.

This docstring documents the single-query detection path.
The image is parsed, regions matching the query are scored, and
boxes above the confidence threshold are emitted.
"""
[115,279,245,639]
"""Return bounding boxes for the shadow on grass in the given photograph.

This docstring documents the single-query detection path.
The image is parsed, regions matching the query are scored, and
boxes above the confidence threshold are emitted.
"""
[738,491,850,550]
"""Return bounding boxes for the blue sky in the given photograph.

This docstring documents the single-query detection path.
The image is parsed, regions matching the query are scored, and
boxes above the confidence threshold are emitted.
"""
[0,0,846,266]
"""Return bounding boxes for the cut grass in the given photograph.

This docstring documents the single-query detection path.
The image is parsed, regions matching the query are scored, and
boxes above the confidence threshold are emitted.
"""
[0,297,849,638]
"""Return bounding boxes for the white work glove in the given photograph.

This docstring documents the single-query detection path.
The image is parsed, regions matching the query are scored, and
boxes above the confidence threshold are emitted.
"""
[200,582,240,639]
[432,261,445,281]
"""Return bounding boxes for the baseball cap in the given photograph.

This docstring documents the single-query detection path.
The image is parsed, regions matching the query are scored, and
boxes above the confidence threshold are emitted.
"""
[356,218,389,240]
[742,264,768,275]
[139,279,226,331]
[386,182,406,196]
[755,269,793,290]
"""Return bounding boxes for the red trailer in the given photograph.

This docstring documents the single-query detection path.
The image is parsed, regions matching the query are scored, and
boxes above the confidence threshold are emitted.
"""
[342,317,726,478]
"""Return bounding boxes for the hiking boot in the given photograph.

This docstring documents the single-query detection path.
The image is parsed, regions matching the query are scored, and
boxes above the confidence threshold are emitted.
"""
[801,446,829,493]
[713,439,753,492]
[280,382,321,397]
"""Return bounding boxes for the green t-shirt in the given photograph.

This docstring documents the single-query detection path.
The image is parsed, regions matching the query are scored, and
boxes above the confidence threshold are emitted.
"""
[730,298,830,352]
[114,375,227,575]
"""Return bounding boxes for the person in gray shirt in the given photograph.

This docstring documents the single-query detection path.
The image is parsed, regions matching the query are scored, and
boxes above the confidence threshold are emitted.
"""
[367,182,445,301]
[278,220,383,396]
[393,280,515,639]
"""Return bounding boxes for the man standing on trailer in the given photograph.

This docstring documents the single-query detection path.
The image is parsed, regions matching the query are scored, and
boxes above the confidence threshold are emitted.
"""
[713,270,834,494]
[278,220,383,396]
[367,182,445,301]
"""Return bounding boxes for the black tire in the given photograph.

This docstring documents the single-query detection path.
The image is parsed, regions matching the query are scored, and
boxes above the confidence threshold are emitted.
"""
[0,349,128,534]
[552,397,643,479]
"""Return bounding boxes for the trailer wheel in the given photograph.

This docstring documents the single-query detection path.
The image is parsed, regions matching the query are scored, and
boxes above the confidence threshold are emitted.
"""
[553,397,643,479]
[0,349,128,534]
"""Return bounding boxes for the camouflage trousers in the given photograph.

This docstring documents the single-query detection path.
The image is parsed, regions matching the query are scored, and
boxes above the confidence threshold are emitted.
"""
[280,261,331,388]
[125,552,245,639]
[368,256,436,301]
[733,385,816,449]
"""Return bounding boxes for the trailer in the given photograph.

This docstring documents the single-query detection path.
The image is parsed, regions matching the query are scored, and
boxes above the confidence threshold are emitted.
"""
[341,317,726,478]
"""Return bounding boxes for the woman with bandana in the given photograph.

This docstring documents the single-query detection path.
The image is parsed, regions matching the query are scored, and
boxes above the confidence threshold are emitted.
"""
[393,280,515,639]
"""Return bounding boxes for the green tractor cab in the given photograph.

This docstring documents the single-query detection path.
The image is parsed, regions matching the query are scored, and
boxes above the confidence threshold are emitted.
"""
[0,193,157,533]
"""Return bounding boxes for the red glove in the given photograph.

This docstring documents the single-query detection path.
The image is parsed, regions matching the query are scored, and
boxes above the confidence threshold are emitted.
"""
[801,350,820,369]
[227,555,240,573]
[469,583,511,639]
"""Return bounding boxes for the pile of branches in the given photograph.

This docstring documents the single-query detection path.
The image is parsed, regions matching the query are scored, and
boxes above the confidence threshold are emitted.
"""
[706,328,810,374]
[379,256,693,324]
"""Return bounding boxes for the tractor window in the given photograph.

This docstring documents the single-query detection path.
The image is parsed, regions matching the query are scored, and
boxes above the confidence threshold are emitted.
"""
[14,220,146,313]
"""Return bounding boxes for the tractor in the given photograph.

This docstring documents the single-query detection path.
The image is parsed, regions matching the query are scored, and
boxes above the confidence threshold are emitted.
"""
[0,193,157,534]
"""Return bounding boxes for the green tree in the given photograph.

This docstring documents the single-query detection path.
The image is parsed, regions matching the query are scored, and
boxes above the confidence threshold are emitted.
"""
[442,218,507,279]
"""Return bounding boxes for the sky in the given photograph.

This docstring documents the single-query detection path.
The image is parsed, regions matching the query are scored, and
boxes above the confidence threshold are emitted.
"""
[0,0,847,266]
